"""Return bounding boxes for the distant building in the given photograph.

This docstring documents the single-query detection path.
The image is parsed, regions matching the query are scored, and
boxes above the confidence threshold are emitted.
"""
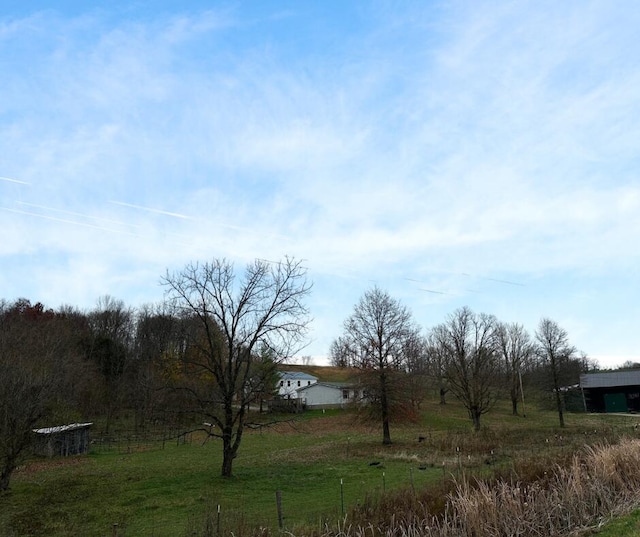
[296,382,366,409]
[580,371,640,412]
[277,371,318,398]
[32,423,93,457]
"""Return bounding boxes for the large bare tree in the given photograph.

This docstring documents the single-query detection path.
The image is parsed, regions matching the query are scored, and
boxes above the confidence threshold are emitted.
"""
[333,287,420,445]
[436,307,501,432]
[496,322,534,416]
[426,326,451,405]
[535,318,576,428]
[162,257,311,477]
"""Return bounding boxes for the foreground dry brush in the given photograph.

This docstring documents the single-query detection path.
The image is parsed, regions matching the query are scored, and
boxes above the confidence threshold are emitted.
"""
[317,438,640,537]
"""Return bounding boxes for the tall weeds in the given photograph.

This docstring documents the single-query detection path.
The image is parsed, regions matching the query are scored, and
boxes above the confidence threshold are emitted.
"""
[312,438,640,537]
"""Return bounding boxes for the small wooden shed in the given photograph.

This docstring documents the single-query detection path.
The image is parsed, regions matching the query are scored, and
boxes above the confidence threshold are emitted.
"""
[32,422,93,457]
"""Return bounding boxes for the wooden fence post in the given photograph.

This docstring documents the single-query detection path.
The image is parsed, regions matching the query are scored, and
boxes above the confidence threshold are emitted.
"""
[276,490,284,530]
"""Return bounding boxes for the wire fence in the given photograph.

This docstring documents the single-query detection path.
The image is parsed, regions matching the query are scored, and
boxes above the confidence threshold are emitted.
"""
[85,430,445,536]
[106,466,439,537]
[90,428,197,454]
[51,427,544,537]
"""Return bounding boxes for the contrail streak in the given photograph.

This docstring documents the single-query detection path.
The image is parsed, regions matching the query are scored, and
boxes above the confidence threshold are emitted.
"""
[459,272,525,286]
[483,277,525,287]
[403,278,451,295]
[0,176,29,185]
[17,202,141,229]
[110,201,192,219]
[419,288,449,295]
[1,207,138,236]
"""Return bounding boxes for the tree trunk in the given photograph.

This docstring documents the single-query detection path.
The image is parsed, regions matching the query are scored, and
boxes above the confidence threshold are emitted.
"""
[439,386,447,405]
[221,446,234,478]
[0,458,16,491]
[221,426,235,478]
[382,417,391,445]
[551,358,565,428]
[471,407,481,432]
[511,396,519,416]
[380,371,392,445]
[555,389,565,428]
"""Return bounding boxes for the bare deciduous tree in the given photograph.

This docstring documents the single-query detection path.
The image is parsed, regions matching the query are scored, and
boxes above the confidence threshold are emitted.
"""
[426,326,451,405]
[496,322,534,416]
[161,257,311,478]
[333,287,420,445]
[132,303,182,431]
[436,307,501,432]
[84,296,135,434]
[329,336,352,368]
[535,318,576,428]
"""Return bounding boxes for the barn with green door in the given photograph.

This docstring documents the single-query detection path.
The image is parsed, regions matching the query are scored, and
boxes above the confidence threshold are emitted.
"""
[580,371,640,413]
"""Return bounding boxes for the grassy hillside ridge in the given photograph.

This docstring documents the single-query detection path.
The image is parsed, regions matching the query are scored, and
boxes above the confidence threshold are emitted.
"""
[2,397,640,536]
[279,364,356,383]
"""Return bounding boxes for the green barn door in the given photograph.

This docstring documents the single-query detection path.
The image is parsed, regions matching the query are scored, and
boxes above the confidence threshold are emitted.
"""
[604,393,628,413]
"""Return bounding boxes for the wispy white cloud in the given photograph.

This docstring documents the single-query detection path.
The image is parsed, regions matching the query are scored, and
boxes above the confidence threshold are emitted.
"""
[1,1,638,366]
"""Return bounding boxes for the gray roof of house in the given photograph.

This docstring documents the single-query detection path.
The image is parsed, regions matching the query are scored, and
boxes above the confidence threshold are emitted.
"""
[278,371,318,381]
[297,381,349,392]
[580,370,640,389]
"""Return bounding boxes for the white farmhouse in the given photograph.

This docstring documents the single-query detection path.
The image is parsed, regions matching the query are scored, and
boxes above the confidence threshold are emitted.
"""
[277,371,318,398]
[296,382,365,409]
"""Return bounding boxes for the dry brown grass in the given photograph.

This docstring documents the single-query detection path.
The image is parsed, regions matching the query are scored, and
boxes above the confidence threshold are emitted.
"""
[279,364,357,383]
[303,438,640,537]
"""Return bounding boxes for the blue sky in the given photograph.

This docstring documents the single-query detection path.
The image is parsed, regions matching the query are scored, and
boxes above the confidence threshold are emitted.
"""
[2,1,639,367]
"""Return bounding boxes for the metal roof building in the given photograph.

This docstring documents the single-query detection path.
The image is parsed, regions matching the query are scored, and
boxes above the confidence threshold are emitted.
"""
[32,422,93,457]
[580,371,640,413]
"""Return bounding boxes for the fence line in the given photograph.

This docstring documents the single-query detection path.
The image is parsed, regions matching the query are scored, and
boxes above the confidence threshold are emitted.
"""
[102,465,450,536]
[90,427,195,454]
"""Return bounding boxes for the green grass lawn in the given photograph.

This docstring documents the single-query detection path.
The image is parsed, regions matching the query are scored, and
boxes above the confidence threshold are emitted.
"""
[595,509,640,537]
[1,399,639,536]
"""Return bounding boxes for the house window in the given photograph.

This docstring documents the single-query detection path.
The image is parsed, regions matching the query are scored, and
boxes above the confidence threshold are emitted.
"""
[297,381,300,387]
[287,381,291,387]
[307,380,311,385]
[342,389,349,400]
[280,381,283,387]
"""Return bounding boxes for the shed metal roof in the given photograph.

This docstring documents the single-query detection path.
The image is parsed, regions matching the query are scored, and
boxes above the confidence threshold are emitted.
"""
[580,371,640,389]
[33,422,93,435]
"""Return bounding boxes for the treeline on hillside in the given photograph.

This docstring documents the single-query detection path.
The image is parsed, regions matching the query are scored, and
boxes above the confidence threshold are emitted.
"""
[1,257,312,485]
[1,295,598,439]
[1,295,596,439]
[0,279,600,489]
[0,297,199,433]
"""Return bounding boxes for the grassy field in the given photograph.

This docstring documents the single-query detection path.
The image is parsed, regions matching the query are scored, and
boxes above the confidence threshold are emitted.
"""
[2,398,640,536]
[596,509,640,536]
